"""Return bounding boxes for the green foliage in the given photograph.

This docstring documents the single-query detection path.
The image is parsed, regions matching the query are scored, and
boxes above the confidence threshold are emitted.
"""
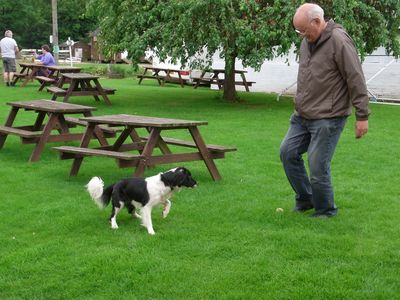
[0,79,400,299]
[57,0,97,44]
[76,62,140,77]
[87,0,400,101]
[88,0,399,66]
[322,0,400,59]
[0,0,96,48]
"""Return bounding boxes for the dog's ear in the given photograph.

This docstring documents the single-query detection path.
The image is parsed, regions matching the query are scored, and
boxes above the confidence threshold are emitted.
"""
[161,167,188,187]
[175,168,188,185]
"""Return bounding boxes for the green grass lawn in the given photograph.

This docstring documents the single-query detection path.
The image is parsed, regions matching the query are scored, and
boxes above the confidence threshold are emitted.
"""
[0,77,399,299]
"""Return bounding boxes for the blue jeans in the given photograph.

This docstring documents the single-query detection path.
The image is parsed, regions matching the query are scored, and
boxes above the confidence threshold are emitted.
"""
[280,113,347,216]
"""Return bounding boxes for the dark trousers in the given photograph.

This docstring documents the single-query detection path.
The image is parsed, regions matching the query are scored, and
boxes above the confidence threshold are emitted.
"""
[280,113,347,215]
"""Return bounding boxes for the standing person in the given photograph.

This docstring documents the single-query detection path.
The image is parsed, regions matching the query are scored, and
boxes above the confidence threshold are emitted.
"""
[35,44,55,76]
[280,3,369,217]
[0,30,19,86]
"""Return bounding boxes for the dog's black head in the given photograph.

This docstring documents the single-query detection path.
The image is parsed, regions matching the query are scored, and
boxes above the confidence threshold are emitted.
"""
[161,167,197,189]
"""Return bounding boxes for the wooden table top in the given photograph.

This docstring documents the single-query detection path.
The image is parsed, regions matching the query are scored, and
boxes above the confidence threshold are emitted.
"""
[60,73,99,80]
[18,62,45,68]
[141,65,186,73]
[7,99,96,113]
[47,65,82,71]
[212,69,247,73]
[80,114,208,127]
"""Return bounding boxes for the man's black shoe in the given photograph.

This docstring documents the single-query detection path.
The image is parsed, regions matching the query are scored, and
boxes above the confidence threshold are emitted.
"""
[10,82,15,86]
[311,211,337,218]
[6,82,10,86]
[292,204,314,212]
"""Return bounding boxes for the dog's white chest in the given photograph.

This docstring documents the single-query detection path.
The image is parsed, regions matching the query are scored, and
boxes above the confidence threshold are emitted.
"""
[148,188,173,206]
[146,176,174,207]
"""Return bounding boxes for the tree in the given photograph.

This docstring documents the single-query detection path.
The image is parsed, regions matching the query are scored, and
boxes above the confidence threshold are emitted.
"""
[0,0,96,49]
[52,0,59,63]
[88,0,400,101]
[58,0,97,43]
[0,0,49,48]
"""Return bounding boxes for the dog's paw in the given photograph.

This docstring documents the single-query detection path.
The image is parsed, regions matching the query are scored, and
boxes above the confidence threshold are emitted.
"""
[111,219,119,229]
[148,229,155,235]
[134,212,142,219]
[162,201,171,218]
[162,210,169,218]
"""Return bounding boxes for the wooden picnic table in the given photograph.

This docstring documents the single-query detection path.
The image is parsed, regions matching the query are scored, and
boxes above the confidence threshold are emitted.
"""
[12,62,48,87]
[193,69,255,92]
[137,65,187,87]
[47,65,82,78]
[0,99,109,162]
[53,114,236,180]
[47,72,116,105]
[36,65,82,91]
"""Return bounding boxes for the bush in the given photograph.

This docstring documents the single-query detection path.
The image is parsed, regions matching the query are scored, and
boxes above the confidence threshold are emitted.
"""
[77,63,141,78]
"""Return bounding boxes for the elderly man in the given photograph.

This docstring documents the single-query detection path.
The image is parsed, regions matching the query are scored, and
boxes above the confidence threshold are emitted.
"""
[280,3,369,217]
[0,30,19,86]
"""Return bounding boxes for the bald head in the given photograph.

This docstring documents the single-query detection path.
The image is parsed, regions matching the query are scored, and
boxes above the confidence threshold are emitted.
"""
[4,30,13,38]
[293,3,326,43]
[294,3,324,22]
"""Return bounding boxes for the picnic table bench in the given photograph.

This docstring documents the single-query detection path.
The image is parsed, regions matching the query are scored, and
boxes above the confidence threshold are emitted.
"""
[35,76,57,91]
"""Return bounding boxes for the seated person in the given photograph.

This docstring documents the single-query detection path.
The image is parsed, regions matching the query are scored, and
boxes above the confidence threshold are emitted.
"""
[35,44,55,76]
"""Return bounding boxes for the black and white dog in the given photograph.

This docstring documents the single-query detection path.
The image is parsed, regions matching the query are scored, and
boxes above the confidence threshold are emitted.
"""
[86,167,197,235]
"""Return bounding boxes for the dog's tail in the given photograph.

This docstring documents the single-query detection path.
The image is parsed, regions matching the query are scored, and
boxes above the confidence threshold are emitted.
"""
[86,177,113,209]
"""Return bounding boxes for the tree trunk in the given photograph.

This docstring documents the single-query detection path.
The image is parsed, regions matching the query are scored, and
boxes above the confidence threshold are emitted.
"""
[51,0,59,64]
[222,54,239,102]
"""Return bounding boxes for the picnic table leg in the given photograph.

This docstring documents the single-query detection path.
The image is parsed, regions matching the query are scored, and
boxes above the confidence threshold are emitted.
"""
[69,123,96,176]
[138,68,148,85]
[82,112,109,147]
[0,107,19,149]
[214,72,223,90]
[57,114,71,134]
[29,113,59,162]
[177,72,185,88]
[134,127,161,177]
[111,127,133,151]
[83,79,100,102]
[154,71,163,86]
[33,112,46,131]
[240,73,250,92]
[63,79,78,103]
[38,80,47,91]
[21,66,39,87]
[189,126,222,181]
[193,70,206,89]
[143,127,171,155]
[93,79,111,105]
[13,66,27,85]
[50,76,65,100]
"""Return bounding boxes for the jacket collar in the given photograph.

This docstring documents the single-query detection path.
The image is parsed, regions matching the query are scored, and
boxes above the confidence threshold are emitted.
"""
[308,19,341,52]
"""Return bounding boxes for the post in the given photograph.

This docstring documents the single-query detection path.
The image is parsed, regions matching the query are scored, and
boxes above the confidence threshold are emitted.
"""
[52,0,59,64]
[66,37,74,67]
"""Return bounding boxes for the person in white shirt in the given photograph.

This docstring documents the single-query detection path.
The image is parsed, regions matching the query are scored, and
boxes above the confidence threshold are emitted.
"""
[0,30,19,86]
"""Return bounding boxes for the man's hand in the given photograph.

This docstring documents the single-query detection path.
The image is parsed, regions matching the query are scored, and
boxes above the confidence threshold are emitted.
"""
[355,120,368,139]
